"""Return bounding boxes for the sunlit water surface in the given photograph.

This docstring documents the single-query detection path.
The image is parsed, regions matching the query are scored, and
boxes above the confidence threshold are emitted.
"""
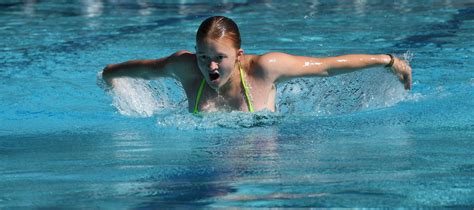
[1,0,473,208]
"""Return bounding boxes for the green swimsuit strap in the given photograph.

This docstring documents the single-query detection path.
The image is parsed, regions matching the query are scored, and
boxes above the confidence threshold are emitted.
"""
[239,64,254,112]
[193,79,206,114]
[193,66,254,113]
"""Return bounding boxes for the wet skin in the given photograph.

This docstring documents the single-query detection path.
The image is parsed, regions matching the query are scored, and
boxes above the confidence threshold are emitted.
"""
[102,37,412,113]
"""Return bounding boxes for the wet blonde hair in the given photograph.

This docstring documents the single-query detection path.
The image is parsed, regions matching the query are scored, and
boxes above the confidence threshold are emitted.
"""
[196,16,241,49]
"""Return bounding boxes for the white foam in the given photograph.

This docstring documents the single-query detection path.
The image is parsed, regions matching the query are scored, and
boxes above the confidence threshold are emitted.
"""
[108,77,167,117]
[277,65,412,115]
[97,51,416,122]
[156,111,281,130]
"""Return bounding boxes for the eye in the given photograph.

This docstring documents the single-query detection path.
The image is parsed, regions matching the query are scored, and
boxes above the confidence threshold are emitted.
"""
[216,55,225,61]
[199,55,208,60]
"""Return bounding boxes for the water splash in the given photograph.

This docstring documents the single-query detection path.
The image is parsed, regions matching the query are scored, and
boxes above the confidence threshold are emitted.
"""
[156,111,282,130]
[401,50,414,63]
[97,72,185,117]
[98,52,414,126]
[277,65,410,115]
[111,78,166,117]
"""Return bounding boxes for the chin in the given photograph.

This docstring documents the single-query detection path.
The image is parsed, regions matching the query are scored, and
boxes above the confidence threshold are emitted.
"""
[207,79,220,89]
[208,77,229,90]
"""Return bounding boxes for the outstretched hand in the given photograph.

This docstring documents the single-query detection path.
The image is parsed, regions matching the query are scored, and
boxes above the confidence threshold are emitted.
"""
[390,57,412,90]
[101,65,115,87]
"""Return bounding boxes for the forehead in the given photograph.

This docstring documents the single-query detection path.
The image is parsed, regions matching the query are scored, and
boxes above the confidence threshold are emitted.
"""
[196,37,237,54]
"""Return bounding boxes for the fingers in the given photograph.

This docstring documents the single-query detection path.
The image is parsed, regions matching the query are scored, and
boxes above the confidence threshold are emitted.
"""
[397,70,409,90]
[405,66,412,90]
[397,73,409,90]
[402,74,410,90]
[402,63,412,90]
[392,58,412,90]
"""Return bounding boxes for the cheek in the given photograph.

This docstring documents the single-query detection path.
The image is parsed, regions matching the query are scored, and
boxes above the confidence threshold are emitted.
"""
[196,61,206,71]
[220,61,236,75]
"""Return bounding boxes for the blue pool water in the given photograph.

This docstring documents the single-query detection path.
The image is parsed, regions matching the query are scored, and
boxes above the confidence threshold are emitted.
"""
[1,0,473,208]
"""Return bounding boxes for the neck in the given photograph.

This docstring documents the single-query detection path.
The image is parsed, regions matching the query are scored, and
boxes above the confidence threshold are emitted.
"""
[215,64,241,97]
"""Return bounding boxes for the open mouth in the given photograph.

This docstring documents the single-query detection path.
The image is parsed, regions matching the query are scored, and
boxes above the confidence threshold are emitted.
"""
[209,72,220,81]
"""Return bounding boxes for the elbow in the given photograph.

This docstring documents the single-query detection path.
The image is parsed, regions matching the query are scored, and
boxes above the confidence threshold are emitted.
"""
[320,70,331,77]
[311,63,332,77]
[323,67,347,77]
[316,68,332,77]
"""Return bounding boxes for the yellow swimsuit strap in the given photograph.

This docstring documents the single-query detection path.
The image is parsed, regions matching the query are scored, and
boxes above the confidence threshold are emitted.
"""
[193,65,254,113]
[239,64,255,112]
[193,79,206,114]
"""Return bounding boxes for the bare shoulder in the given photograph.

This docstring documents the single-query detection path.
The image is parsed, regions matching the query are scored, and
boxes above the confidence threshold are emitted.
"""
[254,52,298,69]
[165,50,200,79]
[250,52,297,81]
[167,50,195,64]
[255,52,289,63]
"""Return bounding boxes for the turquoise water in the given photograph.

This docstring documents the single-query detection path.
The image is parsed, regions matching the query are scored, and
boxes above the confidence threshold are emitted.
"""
[1,0,473,208]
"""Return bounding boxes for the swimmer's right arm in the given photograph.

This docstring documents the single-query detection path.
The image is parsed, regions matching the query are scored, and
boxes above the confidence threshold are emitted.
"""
[102,50,193,87]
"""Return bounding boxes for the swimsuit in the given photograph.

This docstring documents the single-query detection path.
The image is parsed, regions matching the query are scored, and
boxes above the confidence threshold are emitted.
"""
[193,65,254,113]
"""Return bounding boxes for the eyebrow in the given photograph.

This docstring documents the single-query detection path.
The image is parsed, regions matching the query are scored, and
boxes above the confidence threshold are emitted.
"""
[196,52,227,56]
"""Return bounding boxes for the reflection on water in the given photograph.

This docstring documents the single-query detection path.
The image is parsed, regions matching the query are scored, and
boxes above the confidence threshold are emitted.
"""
[2,0,473,208]
[2,90,472,207]
[81,0,103,17]
[97,113,419,207]
[15,0,458,19]
[124,127,281,208]
[22,0,37,16]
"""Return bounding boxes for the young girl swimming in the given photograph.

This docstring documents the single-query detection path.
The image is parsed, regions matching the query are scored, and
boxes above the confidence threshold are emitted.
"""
[102,16,412,113]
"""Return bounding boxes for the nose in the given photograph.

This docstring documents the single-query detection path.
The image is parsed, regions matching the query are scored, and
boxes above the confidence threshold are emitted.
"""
[209,61,218,71]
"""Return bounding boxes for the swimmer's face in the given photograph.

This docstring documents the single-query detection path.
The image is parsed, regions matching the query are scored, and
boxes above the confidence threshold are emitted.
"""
[196,37,242,89]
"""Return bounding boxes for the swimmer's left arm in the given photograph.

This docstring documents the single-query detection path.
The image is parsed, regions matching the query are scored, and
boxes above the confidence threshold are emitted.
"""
[260,53,412,90]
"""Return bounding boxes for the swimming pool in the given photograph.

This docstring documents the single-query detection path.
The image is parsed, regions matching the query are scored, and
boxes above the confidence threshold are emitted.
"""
[1,0,473,208]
